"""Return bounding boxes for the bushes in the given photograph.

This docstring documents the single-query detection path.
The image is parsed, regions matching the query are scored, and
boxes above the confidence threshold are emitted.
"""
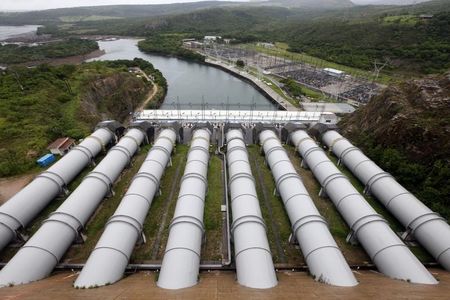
[286,13,450,74]
[280,78,304,97]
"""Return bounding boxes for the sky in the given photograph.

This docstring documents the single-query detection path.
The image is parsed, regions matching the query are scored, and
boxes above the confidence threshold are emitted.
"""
[0,0,430,11]
[0,0,237,11]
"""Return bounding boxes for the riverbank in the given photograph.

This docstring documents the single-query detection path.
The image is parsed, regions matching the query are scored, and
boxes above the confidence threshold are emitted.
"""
[205,58,298,111]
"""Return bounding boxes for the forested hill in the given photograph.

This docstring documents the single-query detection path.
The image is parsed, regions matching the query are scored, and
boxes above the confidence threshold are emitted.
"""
[340,72,450,220]
[0,0,354,25]
[0,2,234,25]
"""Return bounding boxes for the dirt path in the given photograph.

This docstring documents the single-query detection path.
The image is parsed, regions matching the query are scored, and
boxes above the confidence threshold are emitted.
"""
[125,68,159,126]
[136,69,158,112]
[137,84,158,112]
[0,174,36,205]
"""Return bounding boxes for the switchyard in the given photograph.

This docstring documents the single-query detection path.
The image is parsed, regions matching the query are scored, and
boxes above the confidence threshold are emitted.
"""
[0,110,449,298]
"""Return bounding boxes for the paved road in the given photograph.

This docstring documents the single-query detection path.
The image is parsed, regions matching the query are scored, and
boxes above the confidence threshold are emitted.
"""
[206,59,299,111]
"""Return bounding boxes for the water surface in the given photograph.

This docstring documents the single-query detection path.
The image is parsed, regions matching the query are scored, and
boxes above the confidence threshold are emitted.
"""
[89,39,276,110]
[0,25,40,41]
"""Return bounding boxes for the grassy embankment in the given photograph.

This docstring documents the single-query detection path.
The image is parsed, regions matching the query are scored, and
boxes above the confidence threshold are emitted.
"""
[247,145,302,265]
[202,147,225,262]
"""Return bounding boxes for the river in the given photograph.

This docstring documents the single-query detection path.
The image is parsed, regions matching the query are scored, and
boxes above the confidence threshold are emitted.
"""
[88,39,276,110]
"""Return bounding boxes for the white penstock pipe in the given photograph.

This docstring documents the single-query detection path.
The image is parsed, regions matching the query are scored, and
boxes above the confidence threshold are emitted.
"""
[291,130,437,285]
[260,130,357,287]
[157,129,211,289]
[0,127,113,252]
[0,128,145,287]
[74,128,176,288]
[322,129,450,271]
[226,129,277,289]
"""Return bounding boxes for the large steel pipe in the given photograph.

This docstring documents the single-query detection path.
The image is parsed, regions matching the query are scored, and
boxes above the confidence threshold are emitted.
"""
[74,129,176,288]
[0,128,113,252]
[291,130,437,284]
[226,129,277,289]
[322,130,450,271]
[0,128,145,287]
[157,129,211,289]
[259,130,357,286]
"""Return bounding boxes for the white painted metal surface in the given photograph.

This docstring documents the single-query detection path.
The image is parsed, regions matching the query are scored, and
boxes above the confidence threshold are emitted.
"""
[157,129,211,289]
[74,128,176,288]
[0,128,145,287]
[226,129,277,289]
[322,130,450,271]
[137,109,337,124]
[291,130,437,284]
[0,128,113,252]
[259,130,357,286]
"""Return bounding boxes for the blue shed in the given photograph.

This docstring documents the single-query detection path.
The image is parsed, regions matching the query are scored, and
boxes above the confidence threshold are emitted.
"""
[37,153,56,167]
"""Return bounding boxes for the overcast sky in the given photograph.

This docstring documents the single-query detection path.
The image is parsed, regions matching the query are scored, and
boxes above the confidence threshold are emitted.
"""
[0,0,429,11]
[0,0,244,11]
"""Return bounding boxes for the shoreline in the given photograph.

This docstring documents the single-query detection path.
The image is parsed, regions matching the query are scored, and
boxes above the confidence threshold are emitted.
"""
[204,58,298,111]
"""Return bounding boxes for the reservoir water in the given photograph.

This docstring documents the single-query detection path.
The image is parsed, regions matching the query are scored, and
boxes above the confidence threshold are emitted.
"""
[0,25,40,41]
[89,39,276,110]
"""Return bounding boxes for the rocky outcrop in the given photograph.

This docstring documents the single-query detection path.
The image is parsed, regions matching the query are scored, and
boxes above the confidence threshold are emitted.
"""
[80,72,150,124]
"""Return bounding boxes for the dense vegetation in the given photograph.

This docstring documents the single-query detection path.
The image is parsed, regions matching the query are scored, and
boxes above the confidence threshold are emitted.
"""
[340,73,450,221]
[280,78,304,97]
[286,12,450,74]
[0,59,165,177]
[0,38,99,64]
[138,35,205,62]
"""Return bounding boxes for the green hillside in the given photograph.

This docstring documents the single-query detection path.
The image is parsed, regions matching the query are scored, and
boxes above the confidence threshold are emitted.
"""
[0,59,165,177]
